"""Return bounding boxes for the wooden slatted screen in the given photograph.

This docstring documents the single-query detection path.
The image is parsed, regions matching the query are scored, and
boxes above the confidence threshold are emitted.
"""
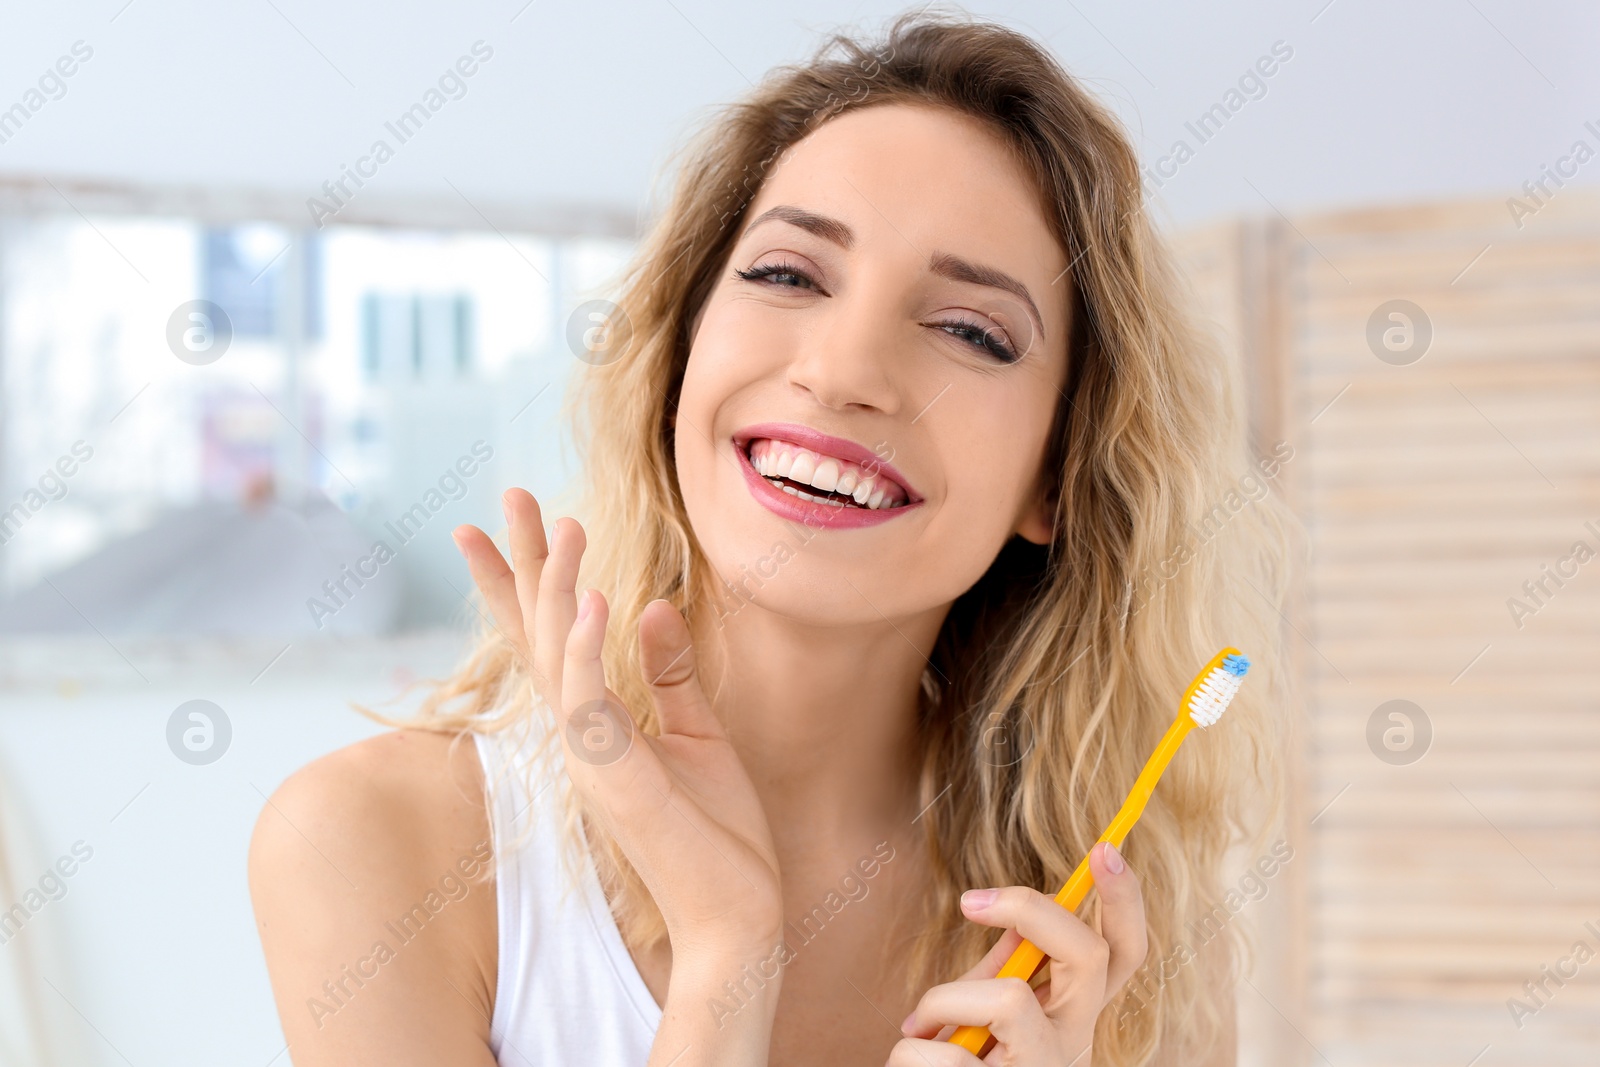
[1169,188,1600,1067]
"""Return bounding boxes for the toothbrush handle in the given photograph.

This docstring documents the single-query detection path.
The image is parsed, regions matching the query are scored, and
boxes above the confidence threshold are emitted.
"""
[945,851,1098,1054]
[945,718,1191,1056]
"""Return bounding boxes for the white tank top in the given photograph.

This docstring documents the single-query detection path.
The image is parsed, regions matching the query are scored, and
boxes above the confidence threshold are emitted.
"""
[473,728,662,1064]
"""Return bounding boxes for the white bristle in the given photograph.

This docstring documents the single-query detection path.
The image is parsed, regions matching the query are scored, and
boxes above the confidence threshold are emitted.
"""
[1187,666,1245,727]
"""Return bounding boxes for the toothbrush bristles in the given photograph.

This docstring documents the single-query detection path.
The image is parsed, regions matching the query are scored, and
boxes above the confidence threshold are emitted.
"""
[1188,654,1250,727]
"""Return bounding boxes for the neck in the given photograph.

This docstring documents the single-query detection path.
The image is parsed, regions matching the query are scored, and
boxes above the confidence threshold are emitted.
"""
[693,594,949,850]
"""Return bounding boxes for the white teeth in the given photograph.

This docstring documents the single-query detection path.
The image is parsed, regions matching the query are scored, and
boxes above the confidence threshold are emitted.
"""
[744,437,908,509]
[788,451,816,485]
[779,484,848,507]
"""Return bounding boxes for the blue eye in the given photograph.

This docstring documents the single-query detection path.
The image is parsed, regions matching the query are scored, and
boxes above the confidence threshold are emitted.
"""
[936,317,1019,363]
[734,263,1020,365]
[734,261,818,289]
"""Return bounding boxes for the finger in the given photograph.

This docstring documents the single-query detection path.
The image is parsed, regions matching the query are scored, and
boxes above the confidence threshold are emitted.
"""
[898,930,1025,1045]
[560,590,640,778]
[900,947,1032,1041]
[638,599,723,741]
[505,489,556,681]
[535,514,587,705]
[953,926,1027,983]
[900,976,1055,1059]
[451,525,528,657]
[959,886,1108,989]
[1088,841,1148,1004]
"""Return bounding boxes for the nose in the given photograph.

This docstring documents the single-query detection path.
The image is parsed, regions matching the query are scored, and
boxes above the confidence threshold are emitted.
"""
[783,284,905,415]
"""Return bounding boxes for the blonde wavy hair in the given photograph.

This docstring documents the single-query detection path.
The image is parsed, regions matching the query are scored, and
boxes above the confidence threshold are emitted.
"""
[381,8,1300,1063]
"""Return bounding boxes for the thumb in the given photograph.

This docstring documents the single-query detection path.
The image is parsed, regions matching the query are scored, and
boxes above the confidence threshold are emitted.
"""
[638,599,722,740]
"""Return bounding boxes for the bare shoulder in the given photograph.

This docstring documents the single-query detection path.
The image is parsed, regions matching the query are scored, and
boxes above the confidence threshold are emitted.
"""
[253,728,491,861]
[248,728,498,1066]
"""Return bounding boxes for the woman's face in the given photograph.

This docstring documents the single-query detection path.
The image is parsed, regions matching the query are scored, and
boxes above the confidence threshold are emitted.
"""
[675,102,1071,626]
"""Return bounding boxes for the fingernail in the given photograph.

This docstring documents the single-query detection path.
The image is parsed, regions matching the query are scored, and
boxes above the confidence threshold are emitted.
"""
[961,888,998,911]
[502,494,512,527]
[900,1010,915,1033]
[1104,842,1125,875]
[576,590,592,622]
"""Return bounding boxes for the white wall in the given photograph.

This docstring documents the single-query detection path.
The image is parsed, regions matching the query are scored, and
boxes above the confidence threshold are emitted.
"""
[0,634,467,1067]
[1,0,1597,228]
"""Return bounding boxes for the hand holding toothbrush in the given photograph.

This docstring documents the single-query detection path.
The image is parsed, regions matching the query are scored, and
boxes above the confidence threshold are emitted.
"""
[888,840,1147,1065]
[888,649,1249,1064]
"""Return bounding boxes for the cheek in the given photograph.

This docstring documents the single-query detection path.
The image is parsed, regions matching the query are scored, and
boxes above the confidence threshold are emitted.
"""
[898,409,1048,601]
[673,311,769,556]
[674,295,800,493]
[939,393,1050,521]
[672,350,722,517]
[676,299,781,428]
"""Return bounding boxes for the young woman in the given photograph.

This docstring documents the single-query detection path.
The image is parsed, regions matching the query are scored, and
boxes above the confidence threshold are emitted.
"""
[249,11,1295,1066]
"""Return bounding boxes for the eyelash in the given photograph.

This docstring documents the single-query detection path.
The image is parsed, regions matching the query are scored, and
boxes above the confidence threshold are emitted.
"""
[934,316,1020,364]
[733,260,815,290]
[732,261,1022,364]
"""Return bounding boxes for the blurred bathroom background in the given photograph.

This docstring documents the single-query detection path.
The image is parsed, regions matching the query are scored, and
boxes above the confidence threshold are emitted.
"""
[1,2,1597,1064]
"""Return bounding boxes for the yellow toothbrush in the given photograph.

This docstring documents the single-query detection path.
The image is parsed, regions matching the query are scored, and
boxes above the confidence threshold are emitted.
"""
[947,647,1252,1056]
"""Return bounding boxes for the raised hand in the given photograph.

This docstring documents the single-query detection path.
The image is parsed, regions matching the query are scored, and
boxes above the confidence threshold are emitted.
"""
[451,489,784,963]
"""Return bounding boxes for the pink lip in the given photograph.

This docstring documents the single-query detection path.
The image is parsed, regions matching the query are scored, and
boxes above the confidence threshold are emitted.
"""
[732,421,923,530]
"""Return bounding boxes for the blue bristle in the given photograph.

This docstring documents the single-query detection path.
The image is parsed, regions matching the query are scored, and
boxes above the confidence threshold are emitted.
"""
[1221,653,1250,677]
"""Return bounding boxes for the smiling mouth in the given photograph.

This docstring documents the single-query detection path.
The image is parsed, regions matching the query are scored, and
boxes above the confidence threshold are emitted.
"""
[740,437,912,511]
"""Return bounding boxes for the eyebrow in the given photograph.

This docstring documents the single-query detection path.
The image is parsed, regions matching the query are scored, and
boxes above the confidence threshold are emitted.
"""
[742,204,855,248]
[927,252,1045,345]
[741,204,1047,343]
